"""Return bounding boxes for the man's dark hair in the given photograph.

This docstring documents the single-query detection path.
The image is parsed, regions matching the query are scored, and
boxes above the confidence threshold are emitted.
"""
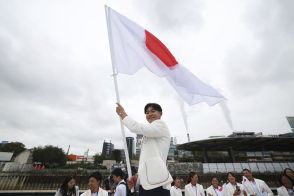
[242,168,251,173]
[111,168,125,178]
[144,103,162,114]
[89,171,102,183]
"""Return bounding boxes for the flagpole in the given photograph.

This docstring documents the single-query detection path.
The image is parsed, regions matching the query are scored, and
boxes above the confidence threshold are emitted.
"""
[105,5,132,180]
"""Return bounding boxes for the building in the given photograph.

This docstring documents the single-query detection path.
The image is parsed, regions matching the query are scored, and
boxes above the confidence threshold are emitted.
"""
[102,140,114,157]
[168,137,177,160]
[126,137,134,159]
[286,116,294,133]
[0,152,13,162]
[13,149,32,164]
[176,132,294,175]
[136,134,143,157]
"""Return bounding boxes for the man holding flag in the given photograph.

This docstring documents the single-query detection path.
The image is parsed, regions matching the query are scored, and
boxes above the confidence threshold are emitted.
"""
[105,5,225,196]
[116,103,172,196]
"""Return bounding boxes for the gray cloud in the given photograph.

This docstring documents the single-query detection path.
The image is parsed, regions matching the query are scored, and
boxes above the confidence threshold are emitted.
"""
[225,0,294,97]
[1,0,293,156]
[133,0,204,32]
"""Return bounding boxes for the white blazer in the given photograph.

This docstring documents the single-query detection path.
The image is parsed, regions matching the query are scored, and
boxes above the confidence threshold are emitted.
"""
[122,116,173,190]
[206,185,225,196]
[224,182,247,196]
[242,177,273,196]
[54,186,79,196]
[277,186,292,196]
[170,185,183,196]
[80,188,108,196]
[184,183,205,196]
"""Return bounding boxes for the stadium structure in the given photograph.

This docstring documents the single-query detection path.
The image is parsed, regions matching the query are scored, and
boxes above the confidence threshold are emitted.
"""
[172,130,294,189]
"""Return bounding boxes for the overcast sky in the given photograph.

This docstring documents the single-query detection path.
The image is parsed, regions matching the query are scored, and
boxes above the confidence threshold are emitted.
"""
[1,0,293,155]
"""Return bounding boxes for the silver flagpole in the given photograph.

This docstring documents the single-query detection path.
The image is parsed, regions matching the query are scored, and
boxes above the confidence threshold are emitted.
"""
[104,5,132,179]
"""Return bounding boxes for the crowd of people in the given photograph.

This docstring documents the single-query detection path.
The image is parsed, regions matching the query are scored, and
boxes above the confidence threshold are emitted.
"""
[55,103,294,196]
[55,167,294,196]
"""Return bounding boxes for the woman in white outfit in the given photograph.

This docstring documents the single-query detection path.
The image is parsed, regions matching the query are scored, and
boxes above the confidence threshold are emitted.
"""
[277,174,294,196]
[55,176,79,196]
[207,176,225,196]
[170,176,182,196]
[224,172,247,196]
[184,172,205,196]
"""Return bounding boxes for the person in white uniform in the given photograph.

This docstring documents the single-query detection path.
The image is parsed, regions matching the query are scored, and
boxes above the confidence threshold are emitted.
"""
[116,103,173,196]
[184,172,205,196]
[224,172,247,196]
[277,174,294,196]
[55,176,79,196]
[170,176,182,196]
[80,171,108,196]
[242,169,273,196]
[112,168,128,196]
[207,176,225,196]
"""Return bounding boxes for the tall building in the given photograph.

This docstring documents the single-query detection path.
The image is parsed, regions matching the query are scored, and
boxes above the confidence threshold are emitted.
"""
[286,116,294,133]
[168,137,177,160]
[126,137,134,159]
[102,140,114,157]
[136,134,143,157]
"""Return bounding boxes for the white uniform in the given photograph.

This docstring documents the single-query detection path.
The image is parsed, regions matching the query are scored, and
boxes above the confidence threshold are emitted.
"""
[242,177,273,196]
[277,186,294,196]
[54,186,79,196]
[114,180,127,196]
[184,183,205,196]
[224,182,247,196]
[170,185,182,196]
[206,185,225,196]
[122,116,173,190]
[80,188,108,196]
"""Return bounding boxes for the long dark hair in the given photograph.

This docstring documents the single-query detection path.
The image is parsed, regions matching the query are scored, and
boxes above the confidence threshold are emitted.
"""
[59,176,76,196]
[187,172,197,184]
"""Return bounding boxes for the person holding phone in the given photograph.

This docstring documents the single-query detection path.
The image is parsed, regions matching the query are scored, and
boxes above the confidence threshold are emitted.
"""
[224,172,247,196]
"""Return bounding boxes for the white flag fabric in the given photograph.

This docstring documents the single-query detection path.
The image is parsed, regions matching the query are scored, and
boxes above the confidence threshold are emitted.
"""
[105,6,225,106]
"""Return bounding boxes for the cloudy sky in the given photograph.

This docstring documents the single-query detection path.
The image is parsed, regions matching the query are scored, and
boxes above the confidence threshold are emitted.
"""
[1,0,293,155]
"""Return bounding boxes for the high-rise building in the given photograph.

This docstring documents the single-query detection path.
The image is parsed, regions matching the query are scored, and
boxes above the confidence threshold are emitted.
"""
[286,116,294,133]
[168,137,177,160]
[136,134,143,157]
[126,137,134,159]
[102,140,114,157]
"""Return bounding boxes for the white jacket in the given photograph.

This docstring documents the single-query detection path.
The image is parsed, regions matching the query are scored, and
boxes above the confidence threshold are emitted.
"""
[184,183,205,196]
[242,177,273,196]
[170,185,183,196]
[54,186,79,196]
[206,185,225,196]
[122,116,173,190]
[80,188,108,196]
[224,182,247,196]
[277,186,293,196]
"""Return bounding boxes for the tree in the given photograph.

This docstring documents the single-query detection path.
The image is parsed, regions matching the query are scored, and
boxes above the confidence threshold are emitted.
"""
[0,142,26,157]
[93,154,105,165]
[32,145,66,168]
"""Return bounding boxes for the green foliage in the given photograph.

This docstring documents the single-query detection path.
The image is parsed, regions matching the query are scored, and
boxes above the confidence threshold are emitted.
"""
[93,154,105,165]
[32,145,66,168]
[0,142,26,157]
